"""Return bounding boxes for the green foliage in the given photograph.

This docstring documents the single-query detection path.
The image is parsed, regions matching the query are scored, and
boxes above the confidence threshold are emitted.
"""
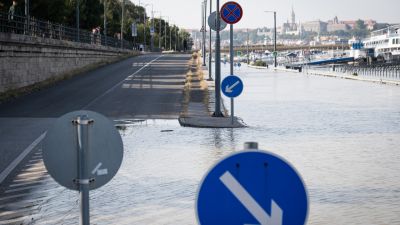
[254,60,267,67]
[1,0,191,49]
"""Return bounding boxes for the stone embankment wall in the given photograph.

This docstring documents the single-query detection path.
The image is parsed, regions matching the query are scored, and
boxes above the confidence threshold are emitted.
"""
[0,32,135,95]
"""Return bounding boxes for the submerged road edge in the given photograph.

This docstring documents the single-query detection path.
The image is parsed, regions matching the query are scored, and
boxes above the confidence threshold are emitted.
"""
[178,53,246,128]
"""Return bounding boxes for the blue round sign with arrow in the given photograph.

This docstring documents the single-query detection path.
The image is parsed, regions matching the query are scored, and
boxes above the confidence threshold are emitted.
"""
[196,150,309,225]
[221,75,243,98]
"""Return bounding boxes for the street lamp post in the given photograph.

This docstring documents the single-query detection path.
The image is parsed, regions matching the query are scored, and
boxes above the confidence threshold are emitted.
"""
[165,17,169,50]
[169,22,172,51]
[103,0,107,45]
[247,29,249,64]
[265,11,277,67]
[150,5,154,52]
[25,0,30,35]
[175,27,177,51]
[159,13,162,50]
[139,2,150,51]
[121,0,125,49]
[201,0,207,66]
[76,0,80,42]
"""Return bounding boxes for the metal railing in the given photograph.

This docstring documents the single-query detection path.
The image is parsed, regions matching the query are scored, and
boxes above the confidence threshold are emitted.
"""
[305,61,400,81]
[0,11,133,50]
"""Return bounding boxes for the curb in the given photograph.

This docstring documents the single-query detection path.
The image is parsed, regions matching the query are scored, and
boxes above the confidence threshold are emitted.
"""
[179,54,246,128]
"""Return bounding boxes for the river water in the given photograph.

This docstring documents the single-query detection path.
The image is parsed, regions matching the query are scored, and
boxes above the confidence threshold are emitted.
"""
[2,65,400,225]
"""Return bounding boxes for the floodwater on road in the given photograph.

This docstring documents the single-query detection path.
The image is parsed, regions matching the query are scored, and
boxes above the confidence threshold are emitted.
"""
[1,66,400,225]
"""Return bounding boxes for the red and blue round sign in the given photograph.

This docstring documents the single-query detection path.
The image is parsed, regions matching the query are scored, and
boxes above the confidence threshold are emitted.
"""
[220,1,243,25]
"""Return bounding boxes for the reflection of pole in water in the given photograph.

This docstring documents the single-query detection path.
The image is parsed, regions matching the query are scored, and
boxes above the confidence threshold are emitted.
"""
[228,128,237,151]
[213,129,223,150]
[211,129,238,154]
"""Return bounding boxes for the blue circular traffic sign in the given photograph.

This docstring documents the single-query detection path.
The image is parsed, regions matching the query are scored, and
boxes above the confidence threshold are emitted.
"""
[220,1,243,24]
[221,75,243,98]
[196,150,308,225]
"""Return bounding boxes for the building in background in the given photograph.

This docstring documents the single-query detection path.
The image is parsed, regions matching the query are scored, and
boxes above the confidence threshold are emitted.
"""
[302,20,328,33]
[281,7,301,35]
[327,16,350,32]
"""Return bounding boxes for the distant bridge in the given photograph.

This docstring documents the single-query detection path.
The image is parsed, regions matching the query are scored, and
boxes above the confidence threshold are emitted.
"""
[221,44,350,53]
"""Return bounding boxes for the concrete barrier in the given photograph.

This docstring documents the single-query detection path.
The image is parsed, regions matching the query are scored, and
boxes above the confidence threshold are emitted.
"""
[0,32,137,96]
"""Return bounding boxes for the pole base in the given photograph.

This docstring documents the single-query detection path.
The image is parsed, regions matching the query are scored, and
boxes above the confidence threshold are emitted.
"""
[212,111,225,117]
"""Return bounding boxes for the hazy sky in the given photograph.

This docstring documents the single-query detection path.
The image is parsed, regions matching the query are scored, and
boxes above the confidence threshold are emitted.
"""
[130,0,399,29]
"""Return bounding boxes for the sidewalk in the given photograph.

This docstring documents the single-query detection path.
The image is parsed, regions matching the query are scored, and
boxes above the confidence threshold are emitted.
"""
[178,56,246,128]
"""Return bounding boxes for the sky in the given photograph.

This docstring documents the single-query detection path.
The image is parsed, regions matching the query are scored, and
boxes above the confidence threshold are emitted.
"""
[129,0,400,29]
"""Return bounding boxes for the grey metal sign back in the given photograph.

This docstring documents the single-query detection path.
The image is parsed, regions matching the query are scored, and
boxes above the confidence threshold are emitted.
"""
[208,11,227,32]
[43,110,123,191]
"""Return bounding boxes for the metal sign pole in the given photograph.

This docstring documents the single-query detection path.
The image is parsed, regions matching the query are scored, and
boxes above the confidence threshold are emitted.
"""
[213,0,223,117]
[75,115,92,225]
[230,24,234,125]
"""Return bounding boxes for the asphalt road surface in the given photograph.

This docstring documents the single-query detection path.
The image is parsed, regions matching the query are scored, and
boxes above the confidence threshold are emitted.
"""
[0,53,191,183]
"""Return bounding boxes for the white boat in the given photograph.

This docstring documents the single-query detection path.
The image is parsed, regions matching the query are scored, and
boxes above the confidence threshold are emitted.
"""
[360,25,400,60]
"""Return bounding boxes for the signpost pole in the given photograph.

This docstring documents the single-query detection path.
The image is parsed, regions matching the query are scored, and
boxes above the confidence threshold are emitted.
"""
[43,111,124,225]
[274,11,277,68]
[75,115,92,225]
[208,0,213,81]
[230,24,234,125]
[213,0,223,117]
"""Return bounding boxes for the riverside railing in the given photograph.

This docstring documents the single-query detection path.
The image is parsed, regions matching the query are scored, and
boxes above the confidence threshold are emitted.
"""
[0,11,133,50]
[304,61,400,81]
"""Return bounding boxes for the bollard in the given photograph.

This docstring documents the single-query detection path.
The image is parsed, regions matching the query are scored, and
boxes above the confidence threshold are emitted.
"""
[244,142,258,150]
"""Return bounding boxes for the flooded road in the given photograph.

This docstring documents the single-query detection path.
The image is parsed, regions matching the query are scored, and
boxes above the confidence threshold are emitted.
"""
[1,65,400,224]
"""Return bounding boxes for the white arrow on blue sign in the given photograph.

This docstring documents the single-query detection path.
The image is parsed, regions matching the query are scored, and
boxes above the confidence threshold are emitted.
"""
[221,75,243,98]
[196,151,308,225]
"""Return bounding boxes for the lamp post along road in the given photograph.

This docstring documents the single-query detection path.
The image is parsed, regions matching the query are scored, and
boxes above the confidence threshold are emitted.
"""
[169,21,172,50]
[25,0,30,35]
[247,29,250,64]
[76,0,80,42]
[165,17,168,50]
[159,13,162,49]
[208,0,213,80]
[265,11,277,67]
[121,0,124,49]
[174,27,177,51]
[202,1,206,65]
[103,0,107,45]
[150,5,154,52]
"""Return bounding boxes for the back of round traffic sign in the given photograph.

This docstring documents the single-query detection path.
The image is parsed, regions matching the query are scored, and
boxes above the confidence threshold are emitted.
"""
[220,1,243,24]
[208,11,228,31]
[43,110,123,191]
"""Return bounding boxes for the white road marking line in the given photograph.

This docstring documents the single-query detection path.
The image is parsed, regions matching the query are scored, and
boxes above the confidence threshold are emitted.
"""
[83,54,164,109]
[220,171,283,225]
[0,132,46,185]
